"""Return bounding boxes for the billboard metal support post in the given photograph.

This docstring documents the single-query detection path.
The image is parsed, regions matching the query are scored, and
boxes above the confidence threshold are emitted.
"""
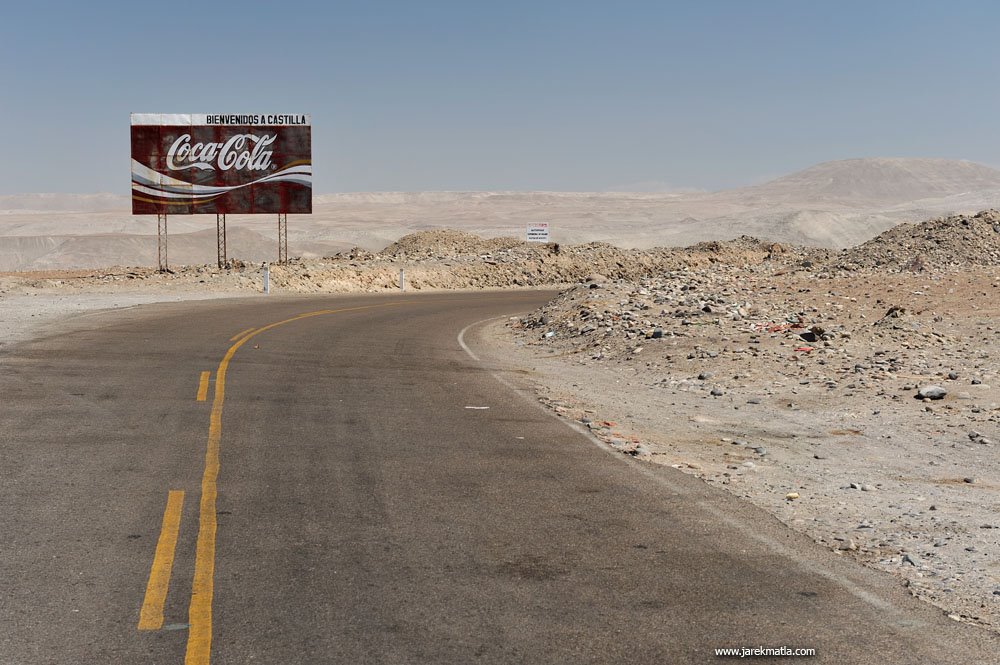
[157,214,168,272]
[216,214,227,268]
[278,213,288,264]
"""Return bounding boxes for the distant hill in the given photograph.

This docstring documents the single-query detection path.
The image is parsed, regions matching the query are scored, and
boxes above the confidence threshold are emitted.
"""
[718,158,1000,207]
[0,193,128,213]
[5,157,1000,269]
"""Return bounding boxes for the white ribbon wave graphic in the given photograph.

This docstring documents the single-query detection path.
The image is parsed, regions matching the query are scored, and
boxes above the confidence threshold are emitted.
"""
[131,159,311,202]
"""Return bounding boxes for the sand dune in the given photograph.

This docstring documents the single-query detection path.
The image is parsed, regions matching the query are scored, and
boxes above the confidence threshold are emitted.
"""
[3,157,1000,270]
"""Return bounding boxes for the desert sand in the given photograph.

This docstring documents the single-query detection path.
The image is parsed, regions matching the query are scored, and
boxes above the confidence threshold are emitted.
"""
[7,157,1000,271]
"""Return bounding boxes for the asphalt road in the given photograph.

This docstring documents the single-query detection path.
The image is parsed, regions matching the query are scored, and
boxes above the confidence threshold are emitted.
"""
[0,291,995,664]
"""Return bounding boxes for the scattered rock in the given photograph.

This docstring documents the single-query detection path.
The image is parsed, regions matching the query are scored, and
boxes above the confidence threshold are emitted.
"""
[918,385,947,400]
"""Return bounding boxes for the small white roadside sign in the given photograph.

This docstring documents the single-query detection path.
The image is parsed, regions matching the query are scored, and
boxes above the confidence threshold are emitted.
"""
[526,223,550,243]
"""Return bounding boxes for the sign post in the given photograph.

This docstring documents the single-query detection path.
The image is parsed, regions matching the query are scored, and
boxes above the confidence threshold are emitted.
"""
[216,214,227,268]
[157,214,168,271]
[278,213,288,265]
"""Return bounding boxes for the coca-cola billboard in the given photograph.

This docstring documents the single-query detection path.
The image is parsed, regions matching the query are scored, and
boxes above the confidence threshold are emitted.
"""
[131,113,311,214]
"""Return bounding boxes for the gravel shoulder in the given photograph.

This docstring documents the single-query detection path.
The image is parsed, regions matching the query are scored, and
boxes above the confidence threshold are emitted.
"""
[489,266,1000,633]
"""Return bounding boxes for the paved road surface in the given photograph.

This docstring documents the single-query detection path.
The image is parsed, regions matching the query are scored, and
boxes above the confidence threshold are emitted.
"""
[1,292,995,664]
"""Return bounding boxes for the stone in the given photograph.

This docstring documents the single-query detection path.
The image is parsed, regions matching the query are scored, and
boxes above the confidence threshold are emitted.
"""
[917,385,947,400]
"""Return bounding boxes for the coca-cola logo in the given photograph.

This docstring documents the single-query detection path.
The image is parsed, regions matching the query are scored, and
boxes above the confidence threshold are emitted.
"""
[166,133,275,172]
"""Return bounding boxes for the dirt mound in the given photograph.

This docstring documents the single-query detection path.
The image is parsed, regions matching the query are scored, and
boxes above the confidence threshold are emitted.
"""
[379,229,524,259]
[831,209,1000,271]
[2,230,826,295]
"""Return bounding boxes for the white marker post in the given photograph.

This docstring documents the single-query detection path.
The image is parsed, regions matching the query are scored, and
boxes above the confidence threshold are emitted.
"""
[263,264,270,294]
[399,268,405,291]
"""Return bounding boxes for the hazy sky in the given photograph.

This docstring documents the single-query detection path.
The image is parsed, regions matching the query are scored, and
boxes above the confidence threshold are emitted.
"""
[2,0,1000,194]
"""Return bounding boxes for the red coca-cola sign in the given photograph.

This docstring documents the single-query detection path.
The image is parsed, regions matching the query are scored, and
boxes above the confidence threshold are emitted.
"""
[131,113,311,214]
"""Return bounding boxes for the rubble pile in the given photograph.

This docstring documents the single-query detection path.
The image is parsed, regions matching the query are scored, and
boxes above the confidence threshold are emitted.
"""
[514,269,998,408]
[830,209,1000,272]
[270,231,820,291]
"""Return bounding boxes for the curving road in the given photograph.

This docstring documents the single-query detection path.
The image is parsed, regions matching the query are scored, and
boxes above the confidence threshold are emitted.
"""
[0,291,995,664]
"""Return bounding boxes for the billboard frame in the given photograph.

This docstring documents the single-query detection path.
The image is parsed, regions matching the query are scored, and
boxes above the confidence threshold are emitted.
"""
[131,113,311,270]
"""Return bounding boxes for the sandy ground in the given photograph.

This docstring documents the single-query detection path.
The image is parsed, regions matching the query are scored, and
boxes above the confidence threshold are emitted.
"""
[0,269,259,348]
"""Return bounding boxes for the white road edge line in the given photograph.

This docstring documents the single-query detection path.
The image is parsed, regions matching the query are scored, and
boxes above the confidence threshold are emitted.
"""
[457,315,917,626]
[456,320,483,362]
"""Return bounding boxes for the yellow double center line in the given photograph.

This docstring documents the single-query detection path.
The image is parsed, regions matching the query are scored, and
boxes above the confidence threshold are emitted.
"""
[139,490,185,630]
[184,303,401,665]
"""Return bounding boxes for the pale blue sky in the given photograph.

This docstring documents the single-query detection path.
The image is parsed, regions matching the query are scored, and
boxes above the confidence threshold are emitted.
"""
[2,0,999,194]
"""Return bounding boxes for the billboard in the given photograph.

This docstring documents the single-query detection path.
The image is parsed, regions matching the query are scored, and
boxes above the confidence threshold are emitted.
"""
[131,113,311,215]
